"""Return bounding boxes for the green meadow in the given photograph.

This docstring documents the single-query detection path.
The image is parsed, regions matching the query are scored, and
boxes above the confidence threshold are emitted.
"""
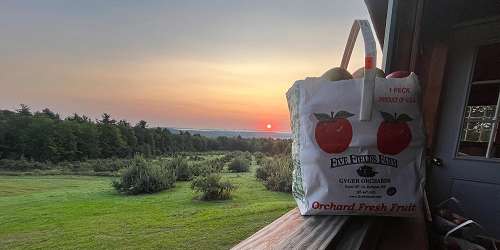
[0,167,295,249]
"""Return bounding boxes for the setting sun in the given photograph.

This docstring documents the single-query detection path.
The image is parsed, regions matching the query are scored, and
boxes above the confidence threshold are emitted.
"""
[266,124,272,129]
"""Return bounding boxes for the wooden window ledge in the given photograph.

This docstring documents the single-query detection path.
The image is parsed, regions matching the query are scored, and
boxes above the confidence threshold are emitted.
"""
[232,208,428,250]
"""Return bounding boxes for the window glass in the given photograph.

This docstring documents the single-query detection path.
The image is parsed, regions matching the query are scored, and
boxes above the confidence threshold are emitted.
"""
[457,43,500,158]
[472,43,500,81]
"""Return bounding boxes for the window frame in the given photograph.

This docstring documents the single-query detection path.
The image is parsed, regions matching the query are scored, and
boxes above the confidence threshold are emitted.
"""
[455,45,500,160]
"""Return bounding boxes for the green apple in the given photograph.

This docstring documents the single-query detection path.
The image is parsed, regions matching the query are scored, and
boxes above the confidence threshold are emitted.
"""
[321,67,353,81]
[352,67,385,79]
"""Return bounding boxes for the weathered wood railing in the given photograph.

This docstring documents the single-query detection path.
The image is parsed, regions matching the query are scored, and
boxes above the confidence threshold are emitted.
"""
[232,208,428,250]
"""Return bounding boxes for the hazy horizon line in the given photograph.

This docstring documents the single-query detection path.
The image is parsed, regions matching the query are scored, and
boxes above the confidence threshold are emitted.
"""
[1,105,292,133]
[167,126,291,134]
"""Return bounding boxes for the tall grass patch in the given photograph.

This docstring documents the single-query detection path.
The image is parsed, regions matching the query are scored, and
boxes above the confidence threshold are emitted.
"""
[191,173,236,200]
[228,157,250,173]
[170,157,192,181]
[112,156,175,195]
[256,155,293,193]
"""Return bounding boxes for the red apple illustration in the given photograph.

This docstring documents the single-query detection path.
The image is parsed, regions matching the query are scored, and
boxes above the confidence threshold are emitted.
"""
[386,70,410,78]
[314,111,354,154]
[377,112,413,155]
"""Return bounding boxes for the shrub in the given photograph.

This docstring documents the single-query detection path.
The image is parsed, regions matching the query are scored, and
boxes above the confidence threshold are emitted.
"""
[221,151,249,164]
[255,163,270,181]
[91,158,129,172]
[228,157,250,172]
[112,156,175,195]
[190,162,211,177]
[205,158,225,172]
[243,151,252,160]
[0,158,51,171]
[189,156,226,177]
[220,153,234,164]
[254,152,265,165]
[256,155,293,192]
[191,173,236,200]
[190,162,212,177]
[0,158,132,173]
[169,157,192,181]
[189,155,205,161]
[66,161,92,171]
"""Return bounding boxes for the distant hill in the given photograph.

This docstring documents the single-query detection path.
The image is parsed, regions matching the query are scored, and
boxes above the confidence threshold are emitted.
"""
[167,128,291,139]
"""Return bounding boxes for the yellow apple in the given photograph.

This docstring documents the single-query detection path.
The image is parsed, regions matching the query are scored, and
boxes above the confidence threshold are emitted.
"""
[352,67,385,79]
[321,67,353,81]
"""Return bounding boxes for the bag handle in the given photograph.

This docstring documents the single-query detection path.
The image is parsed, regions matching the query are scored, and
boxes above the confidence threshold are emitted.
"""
[340,20,377,121]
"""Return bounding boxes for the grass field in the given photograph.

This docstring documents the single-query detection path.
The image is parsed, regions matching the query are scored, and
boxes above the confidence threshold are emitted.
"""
[0,166,295,249]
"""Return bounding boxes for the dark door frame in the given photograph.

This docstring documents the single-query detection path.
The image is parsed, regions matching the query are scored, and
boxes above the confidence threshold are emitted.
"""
[430,19,500,238]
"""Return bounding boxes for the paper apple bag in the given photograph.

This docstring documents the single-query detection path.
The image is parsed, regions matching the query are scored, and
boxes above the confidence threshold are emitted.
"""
[286,20,425,216]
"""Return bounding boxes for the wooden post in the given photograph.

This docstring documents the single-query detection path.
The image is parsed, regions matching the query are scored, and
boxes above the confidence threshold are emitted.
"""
[421,43,449,151]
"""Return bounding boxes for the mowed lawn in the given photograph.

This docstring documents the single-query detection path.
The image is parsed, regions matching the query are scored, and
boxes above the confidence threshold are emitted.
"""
[0,171,295,249]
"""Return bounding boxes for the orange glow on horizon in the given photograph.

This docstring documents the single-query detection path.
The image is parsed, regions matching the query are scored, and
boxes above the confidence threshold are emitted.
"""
[1,55,372,132]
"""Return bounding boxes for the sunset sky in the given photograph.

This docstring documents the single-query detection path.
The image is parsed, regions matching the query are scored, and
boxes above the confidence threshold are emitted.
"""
[0,0,380,132]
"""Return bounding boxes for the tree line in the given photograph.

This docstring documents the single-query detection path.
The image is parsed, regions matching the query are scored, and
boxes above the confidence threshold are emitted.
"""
[0,105,291,163]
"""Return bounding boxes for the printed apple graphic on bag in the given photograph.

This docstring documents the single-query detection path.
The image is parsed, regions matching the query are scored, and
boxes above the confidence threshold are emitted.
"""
[314,111,354,154]
[377,111,413,155]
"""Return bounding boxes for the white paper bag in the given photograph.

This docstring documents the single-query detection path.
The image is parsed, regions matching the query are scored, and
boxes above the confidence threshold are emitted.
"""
[286,20,425,216]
